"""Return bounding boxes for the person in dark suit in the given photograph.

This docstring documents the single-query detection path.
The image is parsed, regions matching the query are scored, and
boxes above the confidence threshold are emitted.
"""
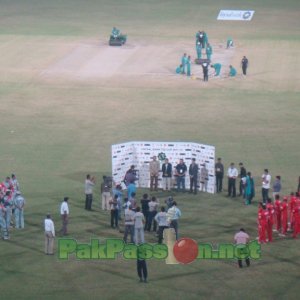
[162,158,172,191]
[189,158,199,194]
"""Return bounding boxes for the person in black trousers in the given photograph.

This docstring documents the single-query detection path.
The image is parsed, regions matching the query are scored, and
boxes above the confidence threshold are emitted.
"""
[202,62,209,81]
[239,162,247,197]
[215,158,224,193]
[241,56,249,75]
[227,163,238,198]
[137,248,148,283]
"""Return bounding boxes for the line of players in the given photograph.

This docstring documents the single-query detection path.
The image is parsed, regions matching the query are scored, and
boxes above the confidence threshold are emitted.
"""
[0,175,25,240]
[257,192,300,243]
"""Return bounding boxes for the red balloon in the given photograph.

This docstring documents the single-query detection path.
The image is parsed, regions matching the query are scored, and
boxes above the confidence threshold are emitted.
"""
[173,238,198,264]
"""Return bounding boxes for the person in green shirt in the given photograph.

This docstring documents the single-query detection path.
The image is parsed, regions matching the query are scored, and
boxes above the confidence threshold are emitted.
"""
[181,53,188,74]
[211,63,222,76]
[176,64,183,74]
[206,43,213,60]
[229,65,237,77]
[203,31,208,48]
[187,56,191,76]
[111,27,120,38]
[227,38,233,49]
[196,42,202,59]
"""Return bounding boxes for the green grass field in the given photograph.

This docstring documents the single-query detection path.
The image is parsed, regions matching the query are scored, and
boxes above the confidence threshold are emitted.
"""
[0,1,300,299]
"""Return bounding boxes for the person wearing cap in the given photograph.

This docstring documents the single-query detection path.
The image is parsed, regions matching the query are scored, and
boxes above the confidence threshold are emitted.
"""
[234,228,250,268]
[44,214,55,255]
[60,197,69,236]
[85,174,95,211]
[215,158,224,193]
[227,163,238,198]
[189,158,199,195]
[149,155,160,191]
[14,191,25,229]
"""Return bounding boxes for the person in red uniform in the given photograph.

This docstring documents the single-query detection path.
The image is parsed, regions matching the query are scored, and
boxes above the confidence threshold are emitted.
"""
[280,196,288,236]
[274,194,281,232]
[257,202,267,243]
[288,192,297,231]
[292,194,300,238]
[266,198,274,242]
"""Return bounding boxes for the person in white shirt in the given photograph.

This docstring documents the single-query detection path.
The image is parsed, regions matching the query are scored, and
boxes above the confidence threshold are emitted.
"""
[44,214,55,255]
[85,174,95,210]
[60,197,69,236]
[234,228,250,268]
[227,163,238,198]
[133,207,145,245]
[147,196,159,232]
[155,207,169,243]
[123,205,135,243]
[262,169,271,203]
[166,201,181,240]
[14,191,25,229]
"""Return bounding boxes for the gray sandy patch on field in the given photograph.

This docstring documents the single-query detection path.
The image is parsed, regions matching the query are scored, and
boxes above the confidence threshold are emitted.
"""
[41,39,235,82]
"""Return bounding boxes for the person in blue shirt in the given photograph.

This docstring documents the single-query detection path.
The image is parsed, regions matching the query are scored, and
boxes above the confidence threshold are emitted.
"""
[181,53,188,74]
[211,63,222,76]
[229,65,237,77]
[206,43,213,60]
[186,56,191,76]
[176,64,183,74]
[196,42,202,59]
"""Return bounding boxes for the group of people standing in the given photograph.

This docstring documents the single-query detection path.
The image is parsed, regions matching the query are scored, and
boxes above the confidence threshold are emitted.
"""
[149,156,209,194]
[175,29,249,81]
[0,174,25,240]
[257,192,300,243]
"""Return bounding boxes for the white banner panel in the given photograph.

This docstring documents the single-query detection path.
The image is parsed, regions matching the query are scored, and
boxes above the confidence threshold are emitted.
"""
[217,10,255,21]
[112,141,215,194]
